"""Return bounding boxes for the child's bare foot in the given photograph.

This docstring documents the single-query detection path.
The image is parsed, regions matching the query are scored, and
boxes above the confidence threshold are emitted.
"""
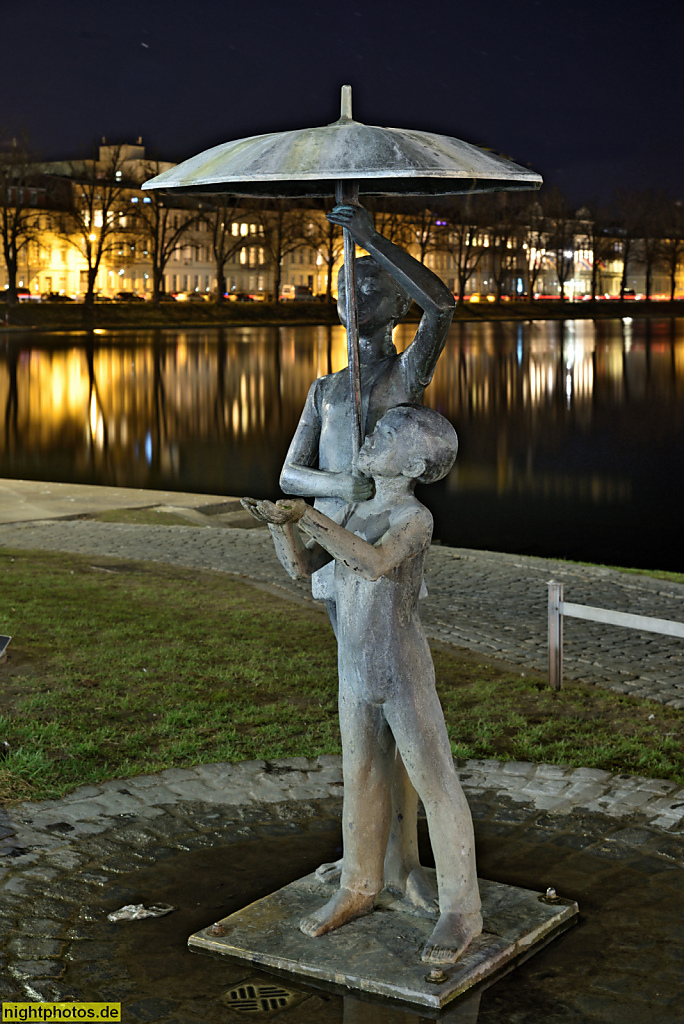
[299,887,376,938]
[315,858,342,884]
[405,867,439,916]
[421,910,483,964]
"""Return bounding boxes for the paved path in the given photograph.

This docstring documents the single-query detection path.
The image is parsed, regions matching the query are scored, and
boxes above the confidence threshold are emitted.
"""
[2,514,684,707]
[0,479,228,526]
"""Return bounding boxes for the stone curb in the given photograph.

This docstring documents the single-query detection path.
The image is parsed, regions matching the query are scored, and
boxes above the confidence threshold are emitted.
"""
[2,757,682,873]
[1,757,682,1015]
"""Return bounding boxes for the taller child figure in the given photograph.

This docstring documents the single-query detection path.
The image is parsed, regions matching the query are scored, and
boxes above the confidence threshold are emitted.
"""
[280,203,456,910]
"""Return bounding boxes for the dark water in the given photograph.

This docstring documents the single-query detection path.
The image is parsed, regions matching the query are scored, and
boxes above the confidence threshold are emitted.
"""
[80,811,682,1023]
[2,318,683,571]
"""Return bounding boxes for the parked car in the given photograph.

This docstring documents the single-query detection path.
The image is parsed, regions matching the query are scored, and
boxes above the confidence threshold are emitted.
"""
[157,292,177,302]
[280,284,314,301]
[174,291,210,302]
[113,291,145,302]
[40,292,74,302]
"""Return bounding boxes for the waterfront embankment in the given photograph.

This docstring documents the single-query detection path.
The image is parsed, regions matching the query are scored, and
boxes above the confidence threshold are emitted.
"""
[2,298,684,332]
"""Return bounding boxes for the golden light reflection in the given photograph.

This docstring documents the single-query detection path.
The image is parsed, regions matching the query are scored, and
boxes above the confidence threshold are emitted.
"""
[1,321,684,502]
[89,392,98,435]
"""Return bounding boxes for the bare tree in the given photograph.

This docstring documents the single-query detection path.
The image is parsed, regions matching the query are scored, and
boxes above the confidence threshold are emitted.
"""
[544,188,575,300]
[481,194,521,300]
[628,190,668,300]
[610,189,639,300]
[518,197,546,301]
[0,135,41,305]
[130,161,204,303]
[434,197,484,303]
[577,200,615,300]
[411,205,439,265]
[658,199,684,301]
[298,204,344,302]
[53,144,131,306]
[201,197,250,304]
[364,197,412,247]
[252,200,306,302]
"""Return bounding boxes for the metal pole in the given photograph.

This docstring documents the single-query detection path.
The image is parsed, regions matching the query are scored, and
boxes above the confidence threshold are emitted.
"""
[336,85,363,470]
[548,581,564,690]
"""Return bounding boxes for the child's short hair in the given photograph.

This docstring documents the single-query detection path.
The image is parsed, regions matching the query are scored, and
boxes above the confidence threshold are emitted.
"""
[338,256,411,324]
[382,405,458,484]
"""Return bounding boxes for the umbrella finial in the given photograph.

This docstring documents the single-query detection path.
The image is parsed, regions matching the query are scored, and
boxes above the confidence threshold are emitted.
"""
[340,85,353,121]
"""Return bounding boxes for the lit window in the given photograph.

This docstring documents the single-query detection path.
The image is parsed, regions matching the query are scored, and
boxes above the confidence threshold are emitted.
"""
[94,211,103,227]
[249,223,256,235]
[231,223,239,236]
[240,223,249,236]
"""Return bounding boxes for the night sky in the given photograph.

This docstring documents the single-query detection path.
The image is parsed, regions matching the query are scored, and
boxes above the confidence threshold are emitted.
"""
[3,0,682,202]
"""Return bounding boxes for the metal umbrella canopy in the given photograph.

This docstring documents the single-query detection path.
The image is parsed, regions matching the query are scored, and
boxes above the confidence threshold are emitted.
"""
[143,86,542,465]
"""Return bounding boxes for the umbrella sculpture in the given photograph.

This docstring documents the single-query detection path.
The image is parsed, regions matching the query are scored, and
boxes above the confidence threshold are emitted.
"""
[142,92,572,1009]
[142,84,542,466]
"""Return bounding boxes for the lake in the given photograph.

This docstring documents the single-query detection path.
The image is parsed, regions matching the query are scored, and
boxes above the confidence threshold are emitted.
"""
[2,317,683,572]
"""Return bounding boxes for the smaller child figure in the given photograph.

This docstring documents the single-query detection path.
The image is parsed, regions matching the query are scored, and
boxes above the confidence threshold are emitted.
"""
[243,405,482,965]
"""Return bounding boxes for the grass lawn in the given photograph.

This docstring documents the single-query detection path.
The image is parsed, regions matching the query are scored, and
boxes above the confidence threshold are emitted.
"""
[0,549,682,805]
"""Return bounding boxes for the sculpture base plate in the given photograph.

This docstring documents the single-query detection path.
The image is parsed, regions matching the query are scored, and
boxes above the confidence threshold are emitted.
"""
[188,872,578,1010]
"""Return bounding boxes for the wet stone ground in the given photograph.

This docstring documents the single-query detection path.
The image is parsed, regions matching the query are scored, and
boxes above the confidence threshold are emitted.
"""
[1,793,682,1024]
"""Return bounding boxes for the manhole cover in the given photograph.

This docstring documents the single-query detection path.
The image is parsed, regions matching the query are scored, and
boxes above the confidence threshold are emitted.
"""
[222,977,310,1017]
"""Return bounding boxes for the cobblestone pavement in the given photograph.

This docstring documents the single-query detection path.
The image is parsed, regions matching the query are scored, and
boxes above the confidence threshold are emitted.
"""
[1,516,684,707]
[1,757,683,1022]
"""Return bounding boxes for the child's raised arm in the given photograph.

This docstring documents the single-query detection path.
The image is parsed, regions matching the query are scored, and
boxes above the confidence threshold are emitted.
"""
[327,205,455,388]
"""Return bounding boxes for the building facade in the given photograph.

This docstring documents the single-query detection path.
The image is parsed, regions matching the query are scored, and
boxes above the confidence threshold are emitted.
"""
[2,143,683,302]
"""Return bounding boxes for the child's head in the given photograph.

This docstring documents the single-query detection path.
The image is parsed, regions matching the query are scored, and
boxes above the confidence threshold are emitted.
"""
[337,257,411,332]
[359,405,458,485]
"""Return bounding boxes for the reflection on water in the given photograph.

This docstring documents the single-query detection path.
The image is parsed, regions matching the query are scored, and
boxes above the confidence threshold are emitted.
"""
[2,318,684,571]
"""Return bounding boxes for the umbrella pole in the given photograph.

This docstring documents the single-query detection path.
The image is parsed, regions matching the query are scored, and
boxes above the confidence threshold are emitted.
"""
[336,179,363,471]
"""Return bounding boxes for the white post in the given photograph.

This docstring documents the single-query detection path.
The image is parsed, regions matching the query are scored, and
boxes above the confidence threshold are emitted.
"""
[548,581,563,690]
